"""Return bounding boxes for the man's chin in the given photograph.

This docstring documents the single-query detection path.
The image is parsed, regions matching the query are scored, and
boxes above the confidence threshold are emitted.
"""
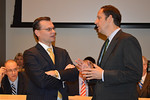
[10,77,17,82]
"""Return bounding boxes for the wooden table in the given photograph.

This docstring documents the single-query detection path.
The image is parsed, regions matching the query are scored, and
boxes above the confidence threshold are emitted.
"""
[0,95,150,100]
[0,95,26,100]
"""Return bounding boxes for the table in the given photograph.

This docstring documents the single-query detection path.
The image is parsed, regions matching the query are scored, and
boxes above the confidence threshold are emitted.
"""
[0,95,26,100]
[0,95,150,100]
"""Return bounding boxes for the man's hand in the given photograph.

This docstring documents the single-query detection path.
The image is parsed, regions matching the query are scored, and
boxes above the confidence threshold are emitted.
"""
[82,64,103,80]
[0,67,6,83]
[65,64,75,70]
[45,70,58,78]
[75,58,94,72]
[75,58,90,72]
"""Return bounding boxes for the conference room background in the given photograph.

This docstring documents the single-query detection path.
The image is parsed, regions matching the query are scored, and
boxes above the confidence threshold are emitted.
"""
[6,0,150,65]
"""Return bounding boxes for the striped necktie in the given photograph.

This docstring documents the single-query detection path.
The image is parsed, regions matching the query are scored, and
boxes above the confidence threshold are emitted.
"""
[11,83,17,95]
[80,80,86,96]
[139,79,144,89]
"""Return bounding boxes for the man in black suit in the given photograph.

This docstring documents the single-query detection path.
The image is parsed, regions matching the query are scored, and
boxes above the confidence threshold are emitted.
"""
[76,5,142,100]
[0,60,27,94]
[137,56,150,97]
[23,17,79,100]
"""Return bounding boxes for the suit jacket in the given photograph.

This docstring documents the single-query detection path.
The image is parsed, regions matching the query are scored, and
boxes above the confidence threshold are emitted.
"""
[0,72,27,94]
[92,30,143,100]
[137,73,150,98]
[66,78,95,96]
[23,43,79,100]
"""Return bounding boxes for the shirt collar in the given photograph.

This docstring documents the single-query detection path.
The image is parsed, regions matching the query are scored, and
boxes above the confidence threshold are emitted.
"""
[38,41,53,51]
[9,76,18,86]
[142,72,147,82]
[108,28,121,44]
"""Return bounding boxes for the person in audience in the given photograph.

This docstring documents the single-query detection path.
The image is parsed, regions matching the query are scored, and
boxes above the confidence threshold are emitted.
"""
[137,56,150,97]
[0,60,27,94]
[23,17,79,100]
[66,56,95,96]
[14,53,24,72]
[76,5,142,100]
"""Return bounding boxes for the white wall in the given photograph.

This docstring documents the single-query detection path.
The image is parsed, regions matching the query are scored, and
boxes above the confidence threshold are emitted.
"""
[6,0,150,63]
[22,0,150,23]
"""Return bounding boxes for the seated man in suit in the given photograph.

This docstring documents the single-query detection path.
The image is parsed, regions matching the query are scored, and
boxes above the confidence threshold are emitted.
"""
[137,56,150,97]
[66,56,95,96]
[0,60,27,94]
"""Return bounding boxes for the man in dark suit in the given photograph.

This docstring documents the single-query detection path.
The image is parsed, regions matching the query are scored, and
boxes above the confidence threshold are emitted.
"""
[76,5,142,100]
[137,56,150,97]
[66,56,95,96]
[0,60,27,94]
[23,17,79,100]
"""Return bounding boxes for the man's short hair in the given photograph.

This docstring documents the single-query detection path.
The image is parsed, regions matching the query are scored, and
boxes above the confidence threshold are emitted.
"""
[33,17,51,40]
[101,5,121,27]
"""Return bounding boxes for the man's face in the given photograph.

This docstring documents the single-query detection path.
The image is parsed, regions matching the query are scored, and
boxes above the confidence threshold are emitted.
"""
[35,20,56,45]
[5,61,19,82]
[95,9,109,35]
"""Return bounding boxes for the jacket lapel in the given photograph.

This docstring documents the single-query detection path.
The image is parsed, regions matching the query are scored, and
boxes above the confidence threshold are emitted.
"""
[35,43,55,69]
[101,30,122,68]
[17,73,21,94]
[53,46,62,70]
[3,75,12,94]
[97,41,106,65]
[140,74,150,95]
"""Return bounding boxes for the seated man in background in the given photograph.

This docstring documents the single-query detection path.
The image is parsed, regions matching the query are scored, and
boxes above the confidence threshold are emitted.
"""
[137,56,150,97]
[14,53,24,72]
[66,56,96,96]
[0,60,27,94]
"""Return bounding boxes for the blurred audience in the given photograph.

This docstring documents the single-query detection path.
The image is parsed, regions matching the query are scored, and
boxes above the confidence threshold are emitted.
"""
[14,53,24,72]
[66,56,96,96]
[0,60,27,94]
[137,56,150,97]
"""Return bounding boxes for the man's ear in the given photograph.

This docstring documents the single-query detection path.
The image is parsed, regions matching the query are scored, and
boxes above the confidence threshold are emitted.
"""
[144,64,148,70]
[107,15,113,23]
[35,30,40,37]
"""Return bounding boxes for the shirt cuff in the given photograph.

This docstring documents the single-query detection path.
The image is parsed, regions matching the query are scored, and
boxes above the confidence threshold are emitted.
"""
[55,70,61,80]
[102,70,104,81]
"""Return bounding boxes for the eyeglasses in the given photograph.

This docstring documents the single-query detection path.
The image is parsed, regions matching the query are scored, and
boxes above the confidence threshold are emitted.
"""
[6,68,19,73]
[39,28,55,32]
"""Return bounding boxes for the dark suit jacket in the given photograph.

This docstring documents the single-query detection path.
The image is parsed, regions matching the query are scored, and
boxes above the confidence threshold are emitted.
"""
[92,30,143,100]
[137,73,150,98]
[23,43,79,100]
[66,78,95,96]
[0,72,27,94]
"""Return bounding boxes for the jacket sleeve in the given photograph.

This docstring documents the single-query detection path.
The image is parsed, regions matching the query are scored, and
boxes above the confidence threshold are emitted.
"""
[57,49,79,81]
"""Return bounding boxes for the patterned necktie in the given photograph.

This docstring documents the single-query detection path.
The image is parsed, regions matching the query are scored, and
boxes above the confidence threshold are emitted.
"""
[98,39,109,64]
[80,80,86,96]
[47,48,62,99]
[98,39,109,65]
[139,79,144,89]
[101,39,109,61]
[11,83,17,95]
[47,48,55,64]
